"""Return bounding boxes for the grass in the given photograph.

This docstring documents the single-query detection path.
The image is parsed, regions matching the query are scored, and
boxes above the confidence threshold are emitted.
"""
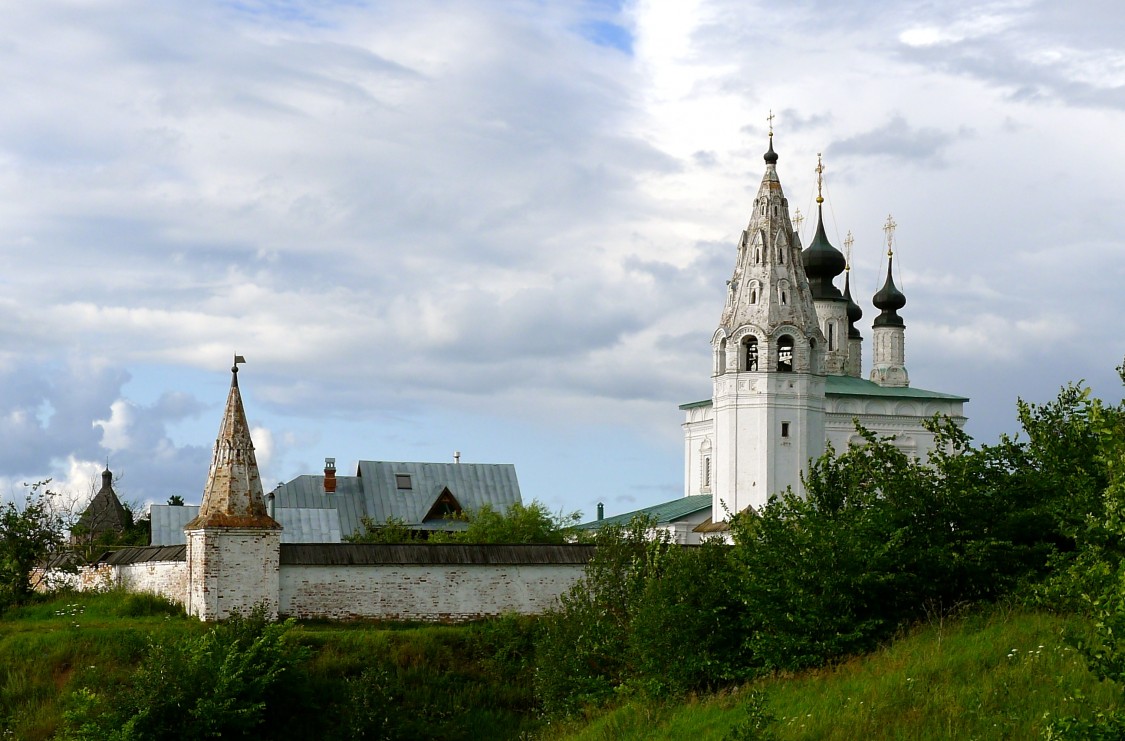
[5,592,1121,740]
[548,608,1123,740]
[1,591,541,740]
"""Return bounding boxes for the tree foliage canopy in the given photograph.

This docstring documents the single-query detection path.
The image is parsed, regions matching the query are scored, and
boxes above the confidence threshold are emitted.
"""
[538,359,1125,718]
[0,480,68,610]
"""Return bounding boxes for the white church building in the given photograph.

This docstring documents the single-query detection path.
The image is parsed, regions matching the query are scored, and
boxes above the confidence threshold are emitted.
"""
[672,134,967,534]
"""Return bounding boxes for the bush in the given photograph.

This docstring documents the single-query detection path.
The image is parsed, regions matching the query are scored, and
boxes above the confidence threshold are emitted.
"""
[59,607,308,740]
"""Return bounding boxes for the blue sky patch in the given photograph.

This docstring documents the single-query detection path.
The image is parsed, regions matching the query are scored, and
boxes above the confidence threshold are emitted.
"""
[579,20,634,54]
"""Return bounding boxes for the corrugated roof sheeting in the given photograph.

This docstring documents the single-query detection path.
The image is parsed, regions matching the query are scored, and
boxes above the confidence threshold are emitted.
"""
[277,508,341,543]
[280,543,595,566]
[150,505,200,545]
[102,545,186,565]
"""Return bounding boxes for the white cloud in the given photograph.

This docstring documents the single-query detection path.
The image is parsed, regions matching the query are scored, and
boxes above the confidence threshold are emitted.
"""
[93,399,133,452]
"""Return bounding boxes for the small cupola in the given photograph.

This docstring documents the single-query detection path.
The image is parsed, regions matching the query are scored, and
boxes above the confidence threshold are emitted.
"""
[872,215,907,327]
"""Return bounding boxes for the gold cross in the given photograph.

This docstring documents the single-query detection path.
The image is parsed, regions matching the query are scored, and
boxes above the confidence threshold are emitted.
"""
[815,153,825,204]
[844,230,854,270]
[792,207,804,233]
[767,109,775,136]
[883,214,897,257]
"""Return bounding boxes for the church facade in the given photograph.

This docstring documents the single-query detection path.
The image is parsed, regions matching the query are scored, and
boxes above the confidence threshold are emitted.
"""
[680,135,967,523]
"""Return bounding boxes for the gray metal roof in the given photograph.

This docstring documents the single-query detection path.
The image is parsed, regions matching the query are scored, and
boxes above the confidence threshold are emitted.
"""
[150,505,198,545]
[149,461,523,545]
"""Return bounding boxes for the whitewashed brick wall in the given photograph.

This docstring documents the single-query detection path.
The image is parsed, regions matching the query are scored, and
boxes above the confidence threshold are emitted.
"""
[278,563,585,621]
[119,561,188,605]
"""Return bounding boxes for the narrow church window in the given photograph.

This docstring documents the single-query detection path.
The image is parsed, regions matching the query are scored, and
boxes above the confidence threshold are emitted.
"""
[717,338,727,374]
[827,322,836,351]
[777,335,794,372]
[744,336,759,371]
[780,290,788,305]
[395,474,412,490]
[781,422,790,438]
[779,247,784,264]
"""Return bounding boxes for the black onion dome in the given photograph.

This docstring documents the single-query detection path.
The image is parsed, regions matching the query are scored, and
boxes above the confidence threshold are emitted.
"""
[764,136,778,165]
[843,272,863,338]
[802,205,846,300]
[872,257,906,327]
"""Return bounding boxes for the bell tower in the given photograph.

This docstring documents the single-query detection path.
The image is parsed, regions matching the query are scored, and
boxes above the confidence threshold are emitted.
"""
[710,126,826,518]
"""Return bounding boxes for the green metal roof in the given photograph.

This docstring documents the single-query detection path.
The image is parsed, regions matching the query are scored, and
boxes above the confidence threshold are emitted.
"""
[579,494,712,529]
[679,375,968,410]
[824,375,968,401]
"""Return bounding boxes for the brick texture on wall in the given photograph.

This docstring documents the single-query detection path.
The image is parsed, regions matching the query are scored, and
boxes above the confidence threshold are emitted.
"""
[278,563,585,621]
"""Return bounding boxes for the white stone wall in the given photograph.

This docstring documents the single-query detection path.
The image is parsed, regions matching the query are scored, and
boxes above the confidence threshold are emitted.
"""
[825,395,966,461]
[277,563,585,621]
[118,561,188,606]
[682,404,715,498]
[32,564,115,593]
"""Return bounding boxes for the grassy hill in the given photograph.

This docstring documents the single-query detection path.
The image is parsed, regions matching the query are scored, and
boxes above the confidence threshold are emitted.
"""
[546,608,1121,740]
[2,592,1121,740]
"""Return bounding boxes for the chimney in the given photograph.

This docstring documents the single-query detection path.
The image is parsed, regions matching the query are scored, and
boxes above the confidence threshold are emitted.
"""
[597,502,604,521]
[268,490,276,518]
[454,451,461,464]
[324,457,337,494]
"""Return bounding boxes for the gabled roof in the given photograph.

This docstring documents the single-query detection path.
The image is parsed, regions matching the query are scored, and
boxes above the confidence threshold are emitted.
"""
[579,494,712,529]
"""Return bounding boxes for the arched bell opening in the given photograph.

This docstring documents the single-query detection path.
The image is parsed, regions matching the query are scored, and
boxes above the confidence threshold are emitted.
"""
[777,335,794,372]
[743,336,759,372]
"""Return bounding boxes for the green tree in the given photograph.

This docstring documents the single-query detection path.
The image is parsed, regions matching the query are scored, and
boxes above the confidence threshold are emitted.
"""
[433,501,581,544]
[0,480,68,611]
[346,501,581,544]
[344,515,425,544]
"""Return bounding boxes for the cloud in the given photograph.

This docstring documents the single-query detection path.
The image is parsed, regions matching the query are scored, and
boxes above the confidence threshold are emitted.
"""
[828,115,961,165]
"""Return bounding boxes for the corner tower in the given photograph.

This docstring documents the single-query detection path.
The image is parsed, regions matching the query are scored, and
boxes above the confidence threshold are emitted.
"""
[184,357,282,621]
[710,132,826,517]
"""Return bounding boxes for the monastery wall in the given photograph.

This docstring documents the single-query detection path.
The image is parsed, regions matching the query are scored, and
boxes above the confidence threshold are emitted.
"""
[277,563,585,621]
[47,543,593,622]
[118,561,188,605]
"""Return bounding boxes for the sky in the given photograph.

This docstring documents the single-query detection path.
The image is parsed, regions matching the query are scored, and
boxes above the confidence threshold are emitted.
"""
[1,0,1123,521]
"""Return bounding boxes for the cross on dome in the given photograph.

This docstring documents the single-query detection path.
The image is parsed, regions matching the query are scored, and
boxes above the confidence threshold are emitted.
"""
[883,214,897,257]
